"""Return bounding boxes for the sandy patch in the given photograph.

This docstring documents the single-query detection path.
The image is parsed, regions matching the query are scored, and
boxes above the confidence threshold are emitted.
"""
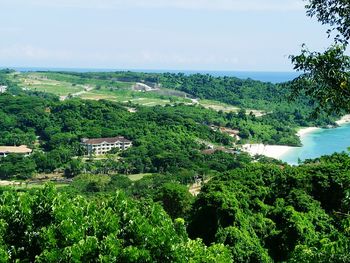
[242,144,295,159]
[336,114,350,125]
[297,127,321,137]
[0,180,21,186]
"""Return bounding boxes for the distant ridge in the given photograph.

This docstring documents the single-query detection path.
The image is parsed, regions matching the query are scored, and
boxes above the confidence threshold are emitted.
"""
[5,67,299,83]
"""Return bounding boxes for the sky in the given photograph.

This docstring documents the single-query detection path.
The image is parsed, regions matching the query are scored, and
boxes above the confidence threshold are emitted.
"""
[0,0,335,71]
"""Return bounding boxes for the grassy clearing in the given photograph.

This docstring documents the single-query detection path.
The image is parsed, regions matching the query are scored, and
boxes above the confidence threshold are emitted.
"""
[198,99,240,112]
[79,93,112,100]
[17,73,85,96]
[127,173,152,181]
[26,72,133,89]
[198,99,265,116]
[83,87,190,106]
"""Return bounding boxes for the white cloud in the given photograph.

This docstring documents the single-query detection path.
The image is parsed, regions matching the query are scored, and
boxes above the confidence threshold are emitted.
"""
[7,0,305,12]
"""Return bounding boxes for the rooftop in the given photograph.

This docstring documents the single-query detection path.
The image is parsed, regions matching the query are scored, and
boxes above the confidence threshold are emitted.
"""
[0,145,32,154]
[82,136,131,145]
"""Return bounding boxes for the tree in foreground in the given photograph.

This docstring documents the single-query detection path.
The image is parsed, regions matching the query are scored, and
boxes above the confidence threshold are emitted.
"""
[0,185,232,262]
[290,0,350,114]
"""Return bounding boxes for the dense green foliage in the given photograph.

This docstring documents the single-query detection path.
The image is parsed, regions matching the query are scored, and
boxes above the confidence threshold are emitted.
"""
[4,70,333,179]
[0,65,349,262]
[4,87,333,179]
[2,153,350,262]
[1,69,340,178]
[188,153,350,262]
[0,186,232,262]
[0,91,258,178]
[1,1,350,261]
[291,45,350,114]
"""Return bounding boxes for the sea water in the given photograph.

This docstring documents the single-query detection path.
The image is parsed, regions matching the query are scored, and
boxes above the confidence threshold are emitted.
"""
[281,124,350,165]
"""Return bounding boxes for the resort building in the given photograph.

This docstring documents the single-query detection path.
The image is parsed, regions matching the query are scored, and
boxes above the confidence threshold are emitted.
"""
[0,145,32,158]
[209,125,241,141]
[81,136,132,155]
[0,85,7,93]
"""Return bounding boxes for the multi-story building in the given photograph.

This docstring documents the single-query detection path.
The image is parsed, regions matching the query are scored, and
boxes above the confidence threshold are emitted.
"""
[81,136,132,155]
[0,145,32,158]
[0,86,7,93]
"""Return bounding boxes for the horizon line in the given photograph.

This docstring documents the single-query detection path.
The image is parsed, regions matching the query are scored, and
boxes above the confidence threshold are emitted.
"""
[1,66,298,74]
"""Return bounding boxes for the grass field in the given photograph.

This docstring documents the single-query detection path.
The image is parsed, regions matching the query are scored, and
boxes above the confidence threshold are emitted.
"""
[127,173,152,181]
[17,73,85,96]
[82,87,191,106]
[23,72,132,89]
[198,99,265,116]
[199,99,240,112]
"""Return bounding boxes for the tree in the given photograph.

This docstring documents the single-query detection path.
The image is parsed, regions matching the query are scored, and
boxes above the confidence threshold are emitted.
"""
[290,0,350,114]
[290,45,350,113]
[305,0,350,44]
[155,182,193,220]
[0,185,232,262]
[64,158,84,178]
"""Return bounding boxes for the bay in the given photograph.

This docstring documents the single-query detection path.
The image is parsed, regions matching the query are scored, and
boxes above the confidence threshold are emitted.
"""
[281,124,350,165]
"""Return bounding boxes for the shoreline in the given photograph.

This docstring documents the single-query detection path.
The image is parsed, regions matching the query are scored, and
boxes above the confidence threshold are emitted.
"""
[242,115,350,160]
[241,127,318,160]
[336,114,350,126]
[297,127,321,137]
[242,144,296,159]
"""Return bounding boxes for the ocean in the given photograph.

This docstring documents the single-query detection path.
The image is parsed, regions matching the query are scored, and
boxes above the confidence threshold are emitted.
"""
[281,124,350,165]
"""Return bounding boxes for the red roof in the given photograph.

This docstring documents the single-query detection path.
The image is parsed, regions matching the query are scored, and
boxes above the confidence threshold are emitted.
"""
[83,137,131,145]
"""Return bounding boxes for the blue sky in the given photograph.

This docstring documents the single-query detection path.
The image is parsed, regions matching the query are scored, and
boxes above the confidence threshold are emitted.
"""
[0,0,334,71]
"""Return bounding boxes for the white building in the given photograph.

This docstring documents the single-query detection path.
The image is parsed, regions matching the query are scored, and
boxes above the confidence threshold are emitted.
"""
[0,145,32,158]
[0,86,7,93]
[81,136,132,155]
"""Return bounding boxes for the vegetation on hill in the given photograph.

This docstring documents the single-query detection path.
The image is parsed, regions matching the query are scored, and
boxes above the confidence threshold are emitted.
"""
[1,69,350,262]
[0,86,336,180]
[0,65,342,179]
[0,185,232,262]
[1,0,350,261]
[187,153,350,262]
[13,69,340,120]
[1,153,350,262]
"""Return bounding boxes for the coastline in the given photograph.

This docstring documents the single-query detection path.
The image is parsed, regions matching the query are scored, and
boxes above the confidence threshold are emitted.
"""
[336,114,350,126]
[242,115,350,160]
[297,127,321,137]
[242,144,295,159]
[242,127,320,159]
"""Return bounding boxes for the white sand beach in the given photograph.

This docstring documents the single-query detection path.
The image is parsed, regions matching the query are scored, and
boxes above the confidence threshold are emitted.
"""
[242,127,323,160]
[242,144,295,159]
[336,114,350,125]
[297,127,321,137]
